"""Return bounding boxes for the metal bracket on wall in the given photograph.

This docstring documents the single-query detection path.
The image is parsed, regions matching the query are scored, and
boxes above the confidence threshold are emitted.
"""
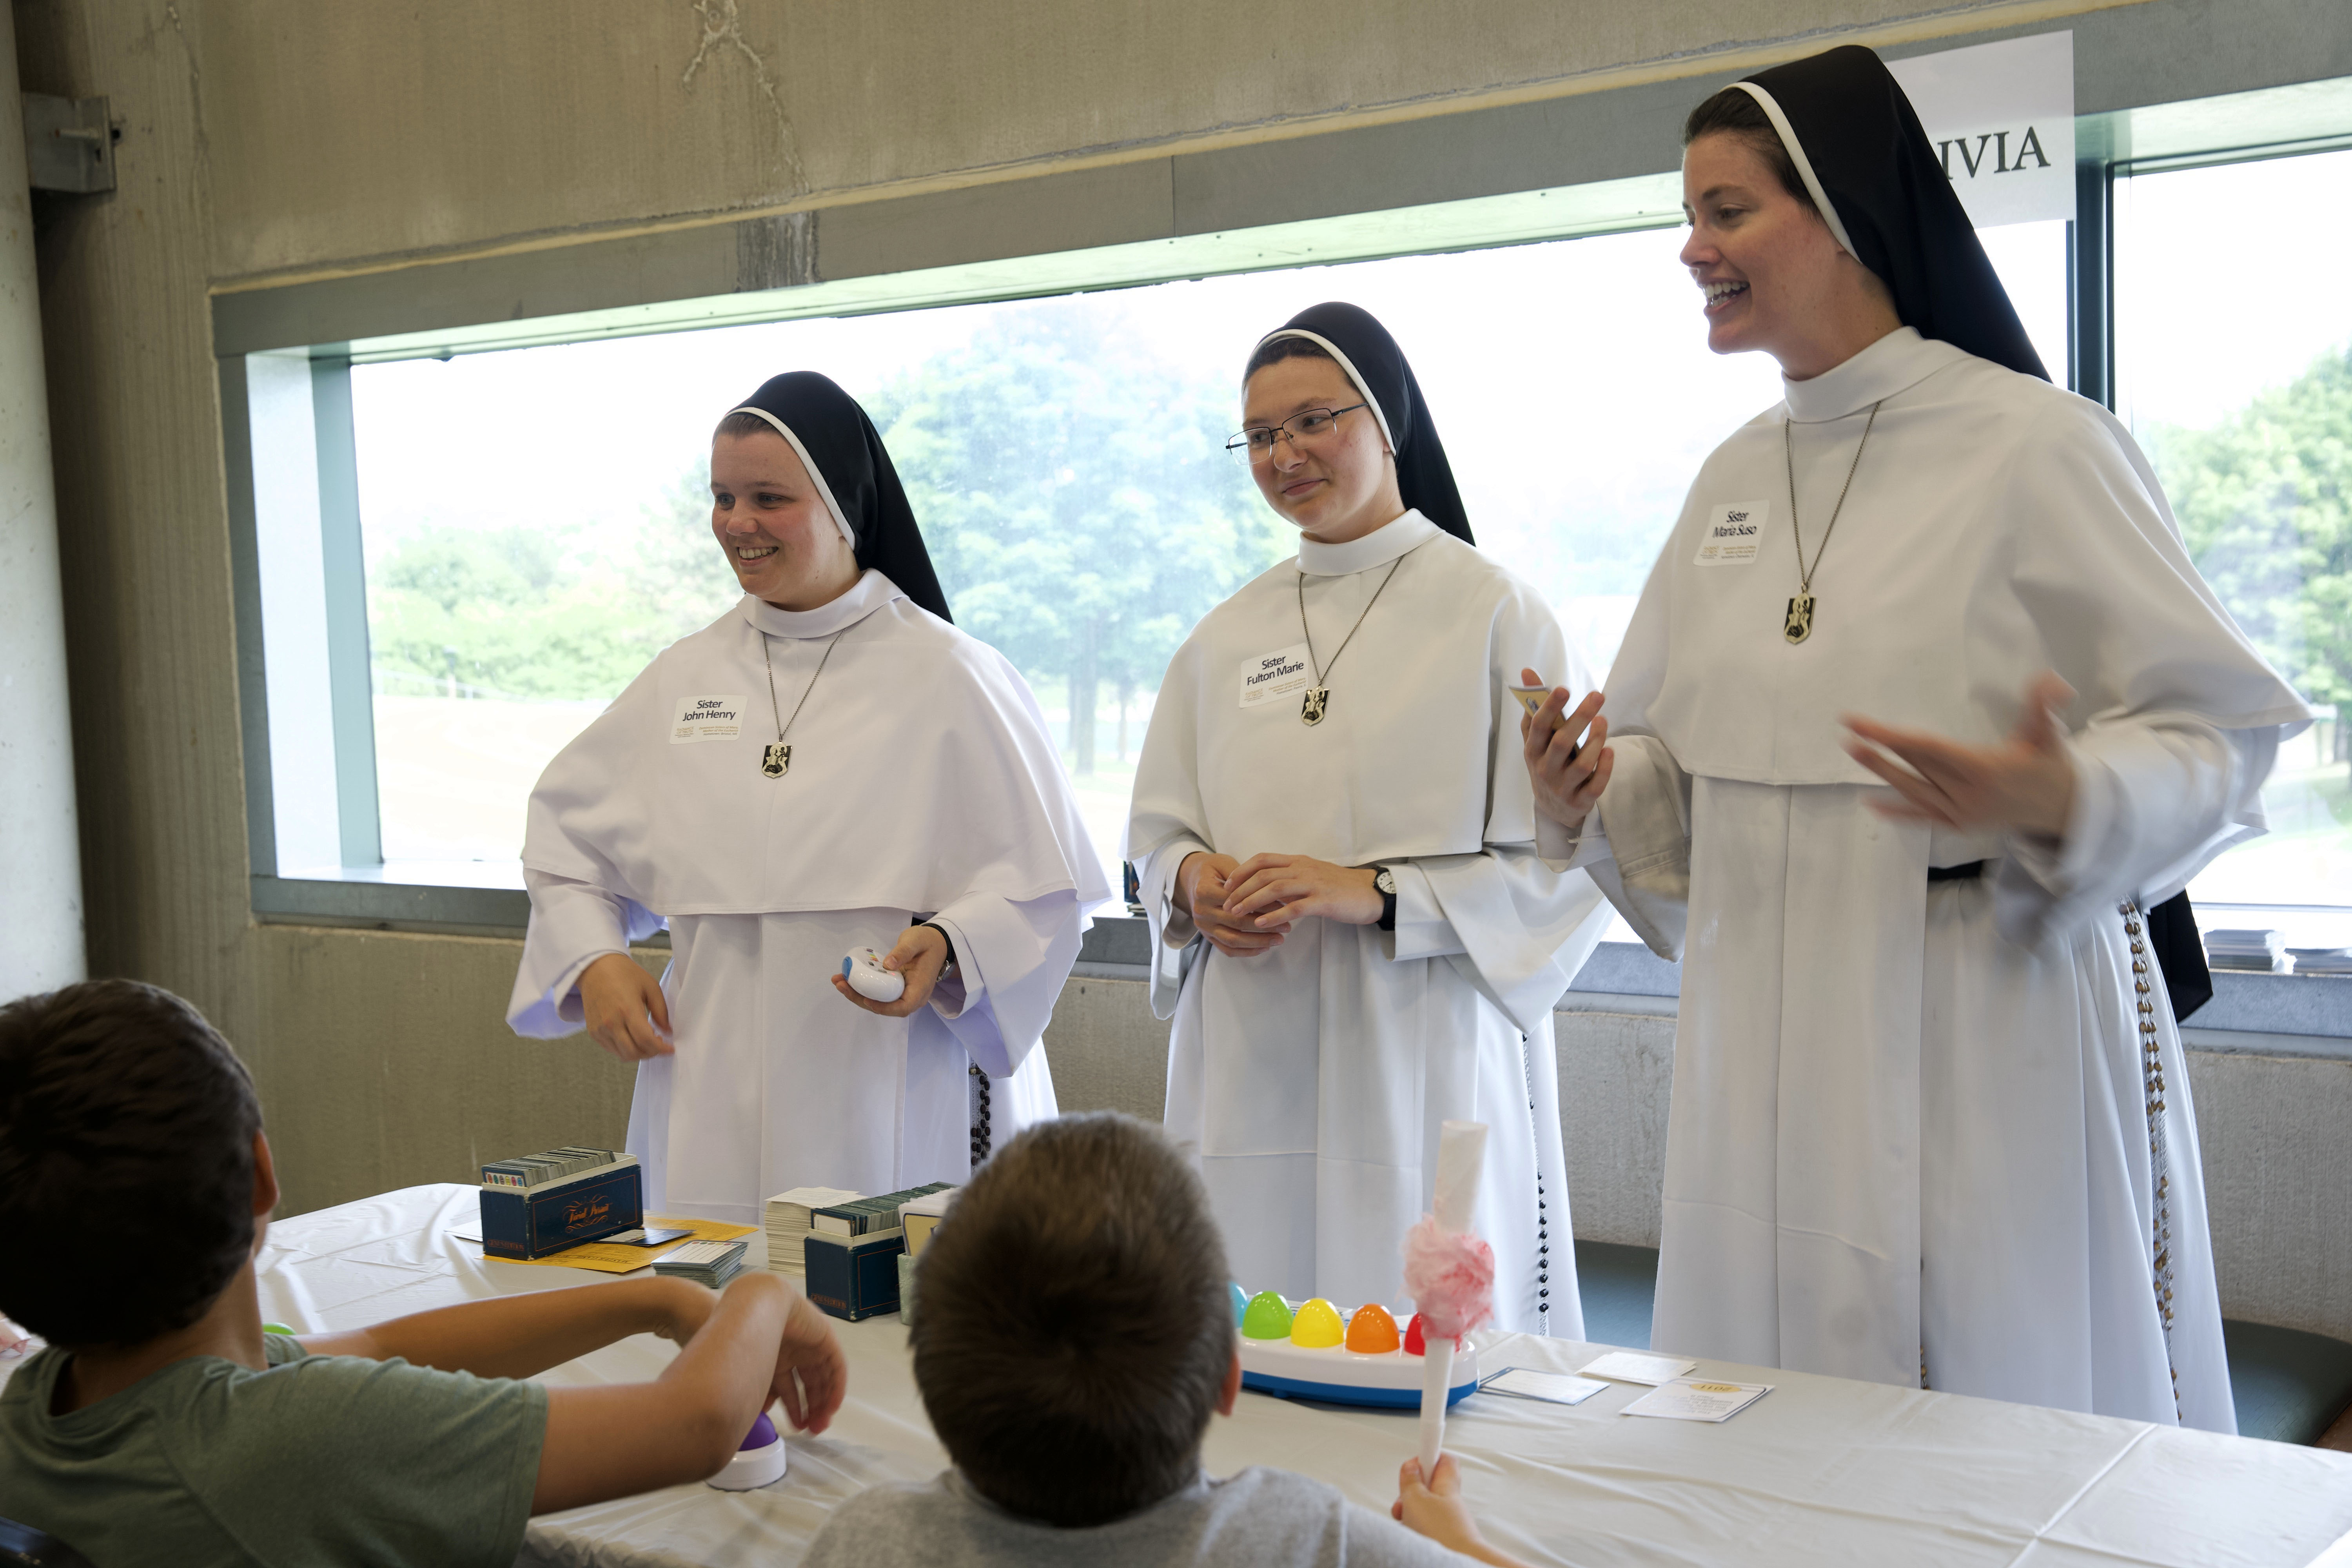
[22,93,116,194]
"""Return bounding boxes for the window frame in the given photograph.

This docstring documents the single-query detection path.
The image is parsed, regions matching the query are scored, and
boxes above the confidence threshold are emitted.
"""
[219,2,2352,1028]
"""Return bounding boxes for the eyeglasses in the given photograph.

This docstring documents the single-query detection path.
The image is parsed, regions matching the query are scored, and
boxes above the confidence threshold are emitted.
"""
[1225,403,1371,461]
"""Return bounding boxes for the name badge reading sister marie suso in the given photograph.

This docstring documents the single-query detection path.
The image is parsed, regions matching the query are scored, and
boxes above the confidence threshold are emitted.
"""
[1693,501,1770,566]
[1238,643,1315,711]
[671,695,747,743]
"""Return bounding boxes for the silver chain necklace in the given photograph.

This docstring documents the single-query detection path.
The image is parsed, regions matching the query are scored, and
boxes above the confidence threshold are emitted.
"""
[1780,399,1881,645]
[1295,551,1410,726]
[757,630,845,777]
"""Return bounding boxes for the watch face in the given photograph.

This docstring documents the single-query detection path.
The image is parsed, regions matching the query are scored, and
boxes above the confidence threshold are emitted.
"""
[1376,869,1397,895]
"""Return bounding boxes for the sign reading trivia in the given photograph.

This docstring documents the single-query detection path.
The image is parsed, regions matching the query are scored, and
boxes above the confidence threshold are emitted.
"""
[1886,31,2075,229]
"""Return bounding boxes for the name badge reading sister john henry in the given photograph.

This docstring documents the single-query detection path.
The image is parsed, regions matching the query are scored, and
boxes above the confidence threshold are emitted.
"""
[1238,644,1314,711]
[1693,501,1770,566]
[671,695,747,742]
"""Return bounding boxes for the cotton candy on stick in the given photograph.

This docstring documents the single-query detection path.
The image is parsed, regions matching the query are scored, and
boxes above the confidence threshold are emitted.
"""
[1403,1120,1493,1476]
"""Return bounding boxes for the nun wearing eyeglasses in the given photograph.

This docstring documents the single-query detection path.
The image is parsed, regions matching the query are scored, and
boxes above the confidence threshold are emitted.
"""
[1522,48,2309,1428]
[506,372,1110,1223]
[1127,303,1613,1333]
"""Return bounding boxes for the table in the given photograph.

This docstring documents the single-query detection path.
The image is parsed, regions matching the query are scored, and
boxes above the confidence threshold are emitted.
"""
[30,1184,2352,1566]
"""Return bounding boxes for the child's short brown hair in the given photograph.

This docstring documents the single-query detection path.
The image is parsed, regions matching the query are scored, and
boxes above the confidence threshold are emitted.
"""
[0,980,263,1347]
[909,1113,1232,1528]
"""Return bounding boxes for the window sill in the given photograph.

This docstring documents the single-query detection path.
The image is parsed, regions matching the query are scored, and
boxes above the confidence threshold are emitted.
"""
[1563,941,2352,1047]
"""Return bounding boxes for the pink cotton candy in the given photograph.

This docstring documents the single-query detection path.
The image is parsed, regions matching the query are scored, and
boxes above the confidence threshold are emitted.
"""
[1401,1214,1494,1340]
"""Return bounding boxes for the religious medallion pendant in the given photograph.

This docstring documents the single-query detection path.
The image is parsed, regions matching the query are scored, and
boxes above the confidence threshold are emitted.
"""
[1783,593,1815,645]
[1300,687,1329,726]
[761,742,791,778]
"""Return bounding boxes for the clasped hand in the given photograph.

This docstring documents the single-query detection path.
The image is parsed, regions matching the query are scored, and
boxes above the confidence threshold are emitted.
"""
[1177,850,1380,959]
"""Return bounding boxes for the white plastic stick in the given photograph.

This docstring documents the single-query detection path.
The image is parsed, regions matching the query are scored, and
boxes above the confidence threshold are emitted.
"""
[1418,1336,1455,1476]
[1431,1121,1488,1234]
[1416,1120,1488,1477]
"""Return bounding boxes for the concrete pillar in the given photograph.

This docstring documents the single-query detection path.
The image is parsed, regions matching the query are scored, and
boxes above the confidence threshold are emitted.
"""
[0,1,88,997]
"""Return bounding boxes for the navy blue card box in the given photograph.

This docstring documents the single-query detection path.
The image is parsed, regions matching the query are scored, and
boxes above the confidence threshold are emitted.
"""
[804,1230,906,1321]
[481,1163,644,1259]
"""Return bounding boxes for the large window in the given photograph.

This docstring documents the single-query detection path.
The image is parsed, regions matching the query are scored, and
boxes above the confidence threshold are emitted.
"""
[2116,146,2352,945]
[347,222,2071,897]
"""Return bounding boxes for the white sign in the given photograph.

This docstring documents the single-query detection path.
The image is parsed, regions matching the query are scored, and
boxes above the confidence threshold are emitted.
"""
[1886,31,2074,229]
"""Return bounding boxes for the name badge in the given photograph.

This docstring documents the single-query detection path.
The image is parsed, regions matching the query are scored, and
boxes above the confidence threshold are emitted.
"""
[1693,501,1770,566]
[671,695,748,742]
[1238,643,1314,710]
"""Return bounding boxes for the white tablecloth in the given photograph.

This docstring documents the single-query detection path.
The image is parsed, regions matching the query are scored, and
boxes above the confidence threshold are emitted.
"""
[30,1184,2351,1566]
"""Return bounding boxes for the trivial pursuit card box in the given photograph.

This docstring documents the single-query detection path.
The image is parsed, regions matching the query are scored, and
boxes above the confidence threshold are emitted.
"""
[804,1230,906,1321]
[480,1154,644,1259]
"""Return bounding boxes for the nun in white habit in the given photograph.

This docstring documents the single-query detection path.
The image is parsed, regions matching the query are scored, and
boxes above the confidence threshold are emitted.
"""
[508,372,1111,1224]
[1524,49,2310,1427]
[1129,303,1613,1334]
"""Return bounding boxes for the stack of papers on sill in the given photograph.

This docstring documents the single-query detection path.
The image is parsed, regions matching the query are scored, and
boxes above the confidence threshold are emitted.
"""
[2206,929,2286,973]
[2288,947,2352,976]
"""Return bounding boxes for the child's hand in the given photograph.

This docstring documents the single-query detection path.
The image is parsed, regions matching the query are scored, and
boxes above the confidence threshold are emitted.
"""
[770,1291,848,1435]
[1393,1455,1531,1568]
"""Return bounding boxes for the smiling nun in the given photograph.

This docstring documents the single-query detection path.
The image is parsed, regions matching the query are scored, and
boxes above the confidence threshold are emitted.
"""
[1521,48,2310,1427]
[1127,303,1613,1333]
[508,372,1110,1223]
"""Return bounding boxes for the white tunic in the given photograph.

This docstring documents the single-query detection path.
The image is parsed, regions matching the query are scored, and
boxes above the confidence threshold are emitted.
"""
[1558,328,2310,1427]
[508,572,1111,1224]
[1129,511,1613,1334]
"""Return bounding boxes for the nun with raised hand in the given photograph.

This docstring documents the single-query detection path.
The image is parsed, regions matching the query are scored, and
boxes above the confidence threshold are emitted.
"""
[508,371,1111,1223]
[1523,47,2310,1428]
[1127,303,1613,1334]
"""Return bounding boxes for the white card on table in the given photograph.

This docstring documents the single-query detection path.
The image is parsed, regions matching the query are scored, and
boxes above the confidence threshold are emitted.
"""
[1578,1351,1697,1385]
[1480,1367,1609,1406]
[1621,1378,1773,1423]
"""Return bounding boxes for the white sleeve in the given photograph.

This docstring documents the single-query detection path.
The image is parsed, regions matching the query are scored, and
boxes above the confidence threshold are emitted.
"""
[1132,835,1211,1021]
[1388,848,1612,1034]
[1585,734,1693,962]
[1995,715,2274,947]
[506,871,664,1038]
[920,888,1088,1080]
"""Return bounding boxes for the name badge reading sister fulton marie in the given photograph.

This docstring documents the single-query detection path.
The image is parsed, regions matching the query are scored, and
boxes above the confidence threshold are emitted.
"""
[1238,643,1314,711]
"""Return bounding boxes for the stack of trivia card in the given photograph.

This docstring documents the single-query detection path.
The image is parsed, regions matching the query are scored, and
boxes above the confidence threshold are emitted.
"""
[763,1186,862,1272]
[653,1238,749,1289]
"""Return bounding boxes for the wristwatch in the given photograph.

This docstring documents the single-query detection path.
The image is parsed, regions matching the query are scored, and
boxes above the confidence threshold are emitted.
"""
[1372,867,1398,933]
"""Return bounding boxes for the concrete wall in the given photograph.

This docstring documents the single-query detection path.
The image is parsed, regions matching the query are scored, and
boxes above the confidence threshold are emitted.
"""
[15,0,2344,1348]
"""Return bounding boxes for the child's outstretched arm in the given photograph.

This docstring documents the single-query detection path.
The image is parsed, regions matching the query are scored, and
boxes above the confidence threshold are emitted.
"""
[298,1275,721,1381]
[1393,1455,1537,1568]
[302,1272,846,1514]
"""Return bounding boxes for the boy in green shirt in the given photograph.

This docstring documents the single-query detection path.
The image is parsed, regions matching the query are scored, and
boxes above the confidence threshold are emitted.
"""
[0,978,846,1566]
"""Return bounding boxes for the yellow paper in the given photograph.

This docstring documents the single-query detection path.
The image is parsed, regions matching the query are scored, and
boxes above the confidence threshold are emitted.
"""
[482,1215,759,1274]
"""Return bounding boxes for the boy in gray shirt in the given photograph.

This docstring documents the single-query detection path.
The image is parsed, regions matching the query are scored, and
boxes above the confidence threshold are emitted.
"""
[803,1113,1532,1567]
[0,979,848,1567]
